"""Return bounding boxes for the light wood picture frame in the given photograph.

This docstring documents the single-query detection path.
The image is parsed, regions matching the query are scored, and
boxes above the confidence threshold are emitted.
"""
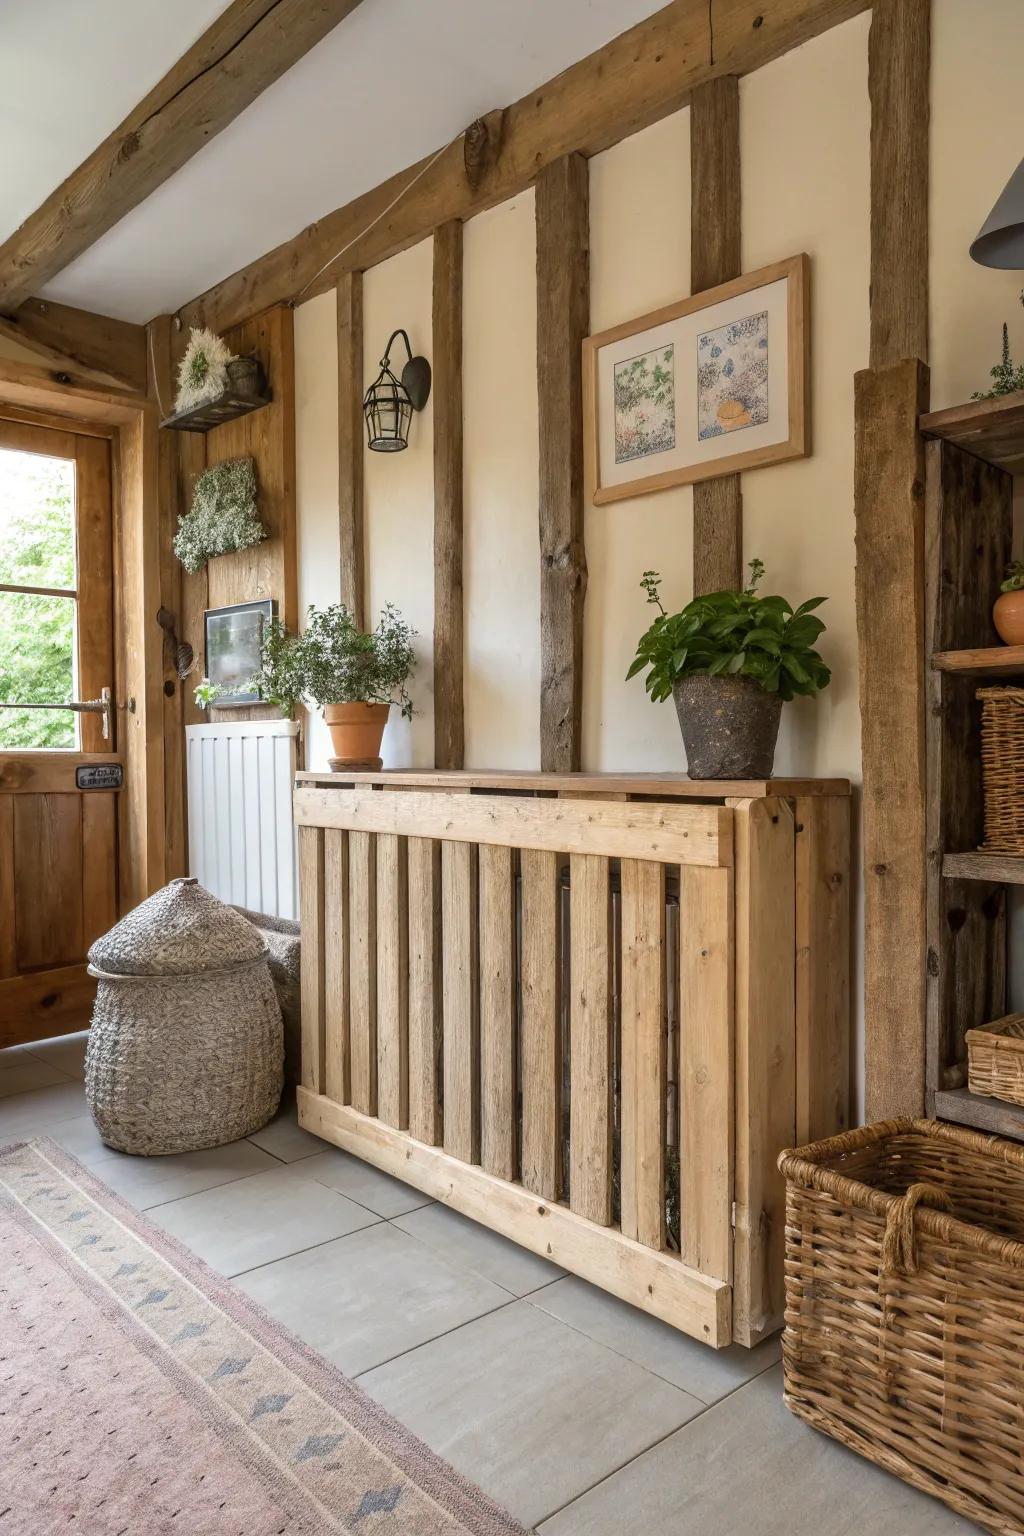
[583,253,810,505]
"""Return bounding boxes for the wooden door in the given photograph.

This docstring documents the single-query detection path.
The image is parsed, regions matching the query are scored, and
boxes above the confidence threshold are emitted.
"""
[0,417,119,1048]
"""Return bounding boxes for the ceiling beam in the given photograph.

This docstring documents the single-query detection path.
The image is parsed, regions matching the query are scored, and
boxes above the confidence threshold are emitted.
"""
[0,298,147,393]
[0,0,366,314]
[175,0,868,341]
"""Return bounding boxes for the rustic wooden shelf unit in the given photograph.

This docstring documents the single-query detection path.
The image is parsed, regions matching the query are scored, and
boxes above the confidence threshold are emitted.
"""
[922,392,1019,1137]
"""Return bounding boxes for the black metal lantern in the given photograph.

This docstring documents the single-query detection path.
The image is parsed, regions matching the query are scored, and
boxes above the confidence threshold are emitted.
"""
[363,329,431,452]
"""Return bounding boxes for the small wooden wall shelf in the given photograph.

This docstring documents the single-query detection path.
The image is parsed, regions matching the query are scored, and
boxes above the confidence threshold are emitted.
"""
[160,388,272,434]
[920,388,1024,475]
[934,1086,1024,1143]
[932,645,1024,678]
[943,851,1024,885]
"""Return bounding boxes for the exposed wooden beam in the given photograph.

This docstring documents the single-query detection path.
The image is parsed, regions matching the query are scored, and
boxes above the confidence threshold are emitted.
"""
[0,299,146,393]
[690,75,742,596]
[175,0,868,340]
[337,269,364,627]
[432,220,465,771]
[0,0,366,313]
[537,155,589,774]
[869,0,930,366]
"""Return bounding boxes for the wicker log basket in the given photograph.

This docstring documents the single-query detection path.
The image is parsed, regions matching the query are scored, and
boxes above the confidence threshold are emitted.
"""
[85,878,283,1155]
[979,686,1024,854]
[779,1119,1024,1535]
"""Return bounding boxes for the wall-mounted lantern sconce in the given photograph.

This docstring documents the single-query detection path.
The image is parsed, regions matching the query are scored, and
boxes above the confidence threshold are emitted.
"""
[971,157,1024,268]
[363,329,431,451]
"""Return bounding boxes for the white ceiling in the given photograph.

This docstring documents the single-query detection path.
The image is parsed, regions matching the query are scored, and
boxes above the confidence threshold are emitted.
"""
[1,0,667,325]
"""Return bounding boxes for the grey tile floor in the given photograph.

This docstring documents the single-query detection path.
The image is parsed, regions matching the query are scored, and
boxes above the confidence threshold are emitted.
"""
[1,1032,983,1534]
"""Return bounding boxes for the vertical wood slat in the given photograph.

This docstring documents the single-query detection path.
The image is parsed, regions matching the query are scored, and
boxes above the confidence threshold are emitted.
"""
[690,74,742,596]
[680,863,734,1280]
[408,837,443,1144]
[479,843,517,1181]
[0,795,16,978]
[728,797,795,1347]
[348,828,378,1116]
[520,848,562,1199]
[324,828,350,1105]
[619,858,666,1249]
[442,839,480,1163]
[81,793,118,952]
[536,152,589,773]
[569,853,613,1226]
[298,824,326,1095]
[14,795,83,971]
[868,0,930,369]
[376,833,409,1129]
[433,218,464,770]
[795,796,851,1143]
[337,268,364,626]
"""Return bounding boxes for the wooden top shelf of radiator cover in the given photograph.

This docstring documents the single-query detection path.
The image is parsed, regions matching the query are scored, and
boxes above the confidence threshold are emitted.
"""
[293,769,850,799]
[920,389,1024,474]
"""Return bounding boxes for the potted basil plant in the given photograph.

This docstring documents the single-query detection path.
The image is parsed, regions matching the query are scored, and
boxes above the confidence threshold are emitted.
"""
[299,602,415,766]
[627,559,831,778]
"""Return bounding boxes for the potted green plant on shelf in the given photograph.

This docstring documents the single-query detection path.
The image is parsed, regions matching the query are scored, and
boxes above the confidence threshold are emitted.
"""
[994,560,1024,646]
[628,558,831,778]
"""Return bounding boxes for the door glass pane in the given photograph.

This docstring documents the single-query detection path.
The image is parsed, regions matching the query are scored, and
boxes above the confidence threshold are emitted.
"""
[0,448,76,589]
[0,591,77,748]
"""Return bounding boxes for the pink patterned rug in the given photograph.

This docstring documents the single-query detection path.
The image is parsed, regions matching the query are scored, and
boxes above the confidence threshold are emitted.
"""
[0,1137,528,1536]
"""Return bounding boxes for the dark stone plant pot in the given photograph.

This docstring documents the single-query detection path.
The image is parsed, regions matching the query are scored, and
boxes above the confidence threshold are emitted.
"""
[672,674,783,779]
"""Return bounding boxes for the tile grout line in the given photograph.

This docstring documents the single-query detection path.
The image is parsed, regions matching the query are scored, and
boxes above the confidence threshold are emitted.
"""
[351,1292,524,1383]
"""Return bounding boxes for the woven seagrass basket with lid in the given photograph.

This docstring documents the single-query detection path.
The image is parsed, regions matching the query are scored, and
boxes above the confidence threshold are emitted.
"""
[85,878,283,1155]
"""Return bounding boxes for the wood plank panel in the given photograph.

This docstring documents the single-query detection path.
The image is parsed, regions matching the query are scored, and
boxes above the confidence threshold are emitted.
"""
[478,843,517,1181]
[298,824,325,1095]
[854,359,929,1117]
[323,828,350,1105]
[520,848,562,1199]
[0,964,96,1050]
[442,840,480,1163]
[868,0,929,368]
[299,1087,731,1347]
[620,858,666,1249]
[296,768,848,798]
[294,786,731,866]
[376,833,409,1129]
[1,298,146,393]
[433,219,464,770]
[14,794,83,970]
[81,793,118,951]
[74,435,114,752]
[348,829,378,1116]
[407,837,442,1145]
[690,74,742,596]
[729,796,795,1346]
[795,795,851,1143]
[0,795,14,978]
[537,153,589,773]
[569,853,613,1225]
[680,863,734,1279]
[337,269,364,625]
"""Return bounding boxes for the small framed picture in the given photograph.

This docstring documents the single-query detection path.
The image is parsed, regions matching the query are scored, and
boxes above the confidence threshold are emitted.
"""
[204,598,273,704]
[583,253,809,505]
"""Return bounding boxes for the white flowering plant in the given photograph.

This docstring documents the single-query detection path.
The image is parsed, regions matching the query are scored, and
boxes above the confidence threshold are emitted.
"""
[175,327,233,414]
[172,456,266,575]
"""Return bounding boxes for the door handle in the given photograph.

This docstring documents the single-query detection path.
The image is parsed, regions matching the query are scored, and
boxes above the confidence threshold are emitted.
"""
[0,686,113,741]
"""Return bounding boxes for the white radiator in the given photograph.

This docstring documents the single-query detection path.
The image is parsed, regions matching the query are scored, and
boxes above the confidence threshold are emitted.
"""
[185,719,300,919]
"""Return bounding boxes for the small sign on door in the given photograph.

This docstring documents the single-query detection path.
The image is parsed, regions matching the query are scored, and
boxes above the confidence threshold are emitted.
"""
[76,764,124,791]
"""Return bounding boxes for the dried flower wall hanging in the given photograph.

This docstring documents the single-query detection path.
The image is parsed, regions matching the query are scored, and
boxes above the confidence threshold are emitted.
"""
[173,456,266,575]
[175,326,234,414]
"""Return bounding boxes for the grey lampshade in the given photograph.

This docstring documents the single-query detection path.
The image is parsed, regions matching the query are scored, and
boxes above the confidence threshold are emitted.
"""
[971,157,1024,268]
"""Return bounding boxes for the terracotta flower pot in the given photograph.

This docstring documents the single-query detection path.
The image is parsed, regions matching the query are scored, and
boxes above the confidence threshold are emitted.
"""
[994,589,1024,646]
[323,701,390,768]
[672,674,783,779]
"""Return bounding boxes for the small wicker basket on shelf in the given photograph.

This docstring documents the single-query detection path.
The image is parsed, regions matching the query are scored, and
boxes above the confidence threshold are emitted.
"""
[967,1011,1024,1106]
[979,686,1024,854]
[779,1119,1024,1535]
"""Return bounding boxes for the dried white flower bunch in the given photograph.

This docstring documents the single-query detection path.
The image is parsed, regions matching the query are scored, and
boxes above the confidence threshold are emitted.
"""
[173,456,266,574]
[174,326,234,414]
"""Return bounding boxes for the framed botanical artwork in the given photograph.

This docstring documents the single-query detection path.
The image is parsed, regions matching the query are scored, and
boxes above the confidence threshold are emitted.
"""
[204,598,274,704]
[583,253,809,504]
